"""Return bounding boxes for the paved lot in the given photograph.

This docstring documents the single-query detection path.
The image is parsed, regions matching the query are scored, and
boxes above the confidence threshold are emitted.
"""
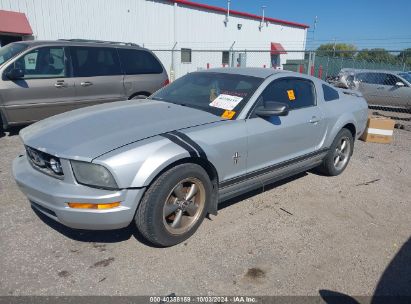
[0,127,410,297]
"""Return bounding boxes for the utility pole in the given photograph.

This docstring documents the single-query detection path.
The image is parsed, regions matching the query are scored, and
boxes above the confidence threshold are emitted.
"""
[259,6,267,31]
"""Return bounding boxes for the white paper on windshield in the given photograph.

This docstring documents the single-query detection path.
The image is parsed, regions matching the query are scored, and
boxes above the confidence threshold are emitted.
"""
[209,94,243,110]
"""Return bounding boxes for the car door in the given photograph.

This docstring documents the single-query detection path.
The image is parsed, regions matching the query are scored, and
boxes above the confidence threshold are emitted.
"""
[356,72,386,105]
[379,73,410,108]
[1,45,76,124]
[245,77,327,181]
[69,46,126,106]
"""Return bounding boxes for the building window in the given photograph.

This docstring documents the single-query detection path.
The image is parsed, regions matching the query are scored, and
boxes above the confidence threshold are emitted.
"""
[222,51,230,66]
[181,48,192,63]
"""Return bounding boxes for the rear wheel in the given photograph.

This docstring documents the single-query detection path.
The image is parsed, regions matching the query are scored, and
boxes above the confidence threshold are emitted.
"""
[317,128,353,176]
[135,163,211,247]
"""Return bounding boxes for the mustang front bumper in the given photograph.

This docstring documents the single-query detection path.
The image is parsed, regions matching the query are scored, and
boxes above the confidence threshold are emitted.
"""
[12,154,145,230]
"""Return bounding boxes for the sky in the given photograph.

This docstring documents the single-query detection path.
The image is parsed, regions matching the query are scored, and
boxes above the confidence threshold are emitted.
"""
[188,0,411,50]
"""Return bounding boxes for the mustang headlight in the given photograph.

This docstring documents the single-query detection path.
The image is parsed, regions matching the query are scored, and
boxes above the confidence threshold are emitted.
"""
[49,158,63,175]
[71,161,118,189]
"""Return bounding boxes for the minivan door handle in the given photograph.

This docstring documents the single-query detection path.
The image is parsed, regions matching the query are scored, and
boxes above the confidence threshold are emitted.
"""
[54,81,67,88]
[309,116,320,124]
[80,81,93,87]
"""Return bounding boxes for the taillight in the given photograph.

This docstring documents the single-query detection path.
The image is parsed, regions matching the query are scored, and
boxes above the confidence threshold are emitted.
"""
[163,78,170,87]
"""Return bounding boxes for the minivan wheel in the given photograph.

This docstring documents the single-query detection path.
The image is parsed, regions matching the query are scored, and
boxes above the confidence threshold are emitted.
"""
[317,128,354,176]
[135,163,211,247]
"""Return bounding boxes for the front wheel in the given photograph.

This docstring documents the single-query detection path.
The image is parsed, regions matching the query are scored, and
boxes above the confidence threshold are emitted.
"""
[317,128,354,176]
[135,163,212,247]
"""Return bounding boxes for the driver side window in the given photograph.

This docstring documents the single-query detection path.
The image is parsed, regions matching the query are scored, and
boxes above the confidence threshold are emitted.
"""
[252,77,316,115]
[9,46,67,79]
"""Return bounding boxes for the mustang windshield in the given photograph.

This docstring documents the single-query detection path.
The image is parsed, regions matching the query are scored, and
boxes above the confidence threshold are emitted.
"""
[0,43,28,66]
[150,72,263,118]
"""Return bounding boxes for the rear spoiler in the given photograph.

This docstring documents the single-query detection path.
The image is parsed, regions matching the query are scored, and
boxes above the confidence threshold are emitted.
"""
[341,89,363,98]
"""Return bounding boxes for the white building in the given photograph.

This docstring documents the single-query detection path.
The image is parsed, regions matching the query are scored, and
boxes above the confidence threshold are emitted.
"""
[0,0,309,78]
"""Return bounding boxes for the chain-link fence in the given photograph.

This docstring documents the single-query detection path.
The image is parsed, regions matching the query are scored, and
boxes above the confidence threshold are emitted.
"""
[152,49,411,123]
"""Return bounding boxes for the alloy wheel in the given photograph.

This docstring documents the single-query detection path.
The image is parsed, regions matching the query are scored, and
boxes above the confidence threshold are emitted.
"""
[162,177,206,235]
[333,137,350,170]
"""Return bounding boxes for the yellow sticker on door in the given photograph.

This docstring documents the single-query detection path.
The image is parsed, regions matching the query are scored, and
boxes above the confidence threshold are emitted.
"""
[221,110,236,119]
[287,90,296,101]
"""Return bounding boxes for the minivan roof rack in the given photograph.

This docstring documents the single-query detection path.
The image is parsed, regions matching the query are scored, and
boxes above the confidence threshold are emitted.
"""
[58,39,139,46]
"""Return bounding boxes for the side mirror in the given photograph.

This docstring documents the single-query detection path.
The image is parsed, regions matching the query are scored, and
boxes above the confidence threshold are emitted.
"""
[6,68,25,80]
[255,101,289,117]
[395,82,405,87]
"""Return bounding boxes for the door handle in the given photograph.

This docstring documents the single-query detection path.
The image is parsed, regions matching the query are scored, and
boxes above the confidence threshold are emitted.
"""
[309,116,320,124]
[80,81,93,87]
[54,82,67,88]
[377,86,385,90]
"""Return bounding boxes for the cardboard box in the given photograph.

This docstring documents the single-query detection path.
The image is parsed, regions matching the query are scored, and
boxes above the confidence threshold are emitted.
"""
[361,116,395,144]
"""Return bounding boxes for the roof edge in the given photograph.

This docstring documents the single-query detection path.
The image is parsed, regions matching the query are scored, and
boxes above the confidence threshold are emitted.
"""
[168,0,309,29]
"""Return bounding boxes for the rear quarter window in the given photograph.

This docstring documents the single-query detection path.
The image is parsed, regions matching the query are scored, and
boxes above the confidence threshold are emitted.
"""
[322,84,340,101]
[118,49,163,75]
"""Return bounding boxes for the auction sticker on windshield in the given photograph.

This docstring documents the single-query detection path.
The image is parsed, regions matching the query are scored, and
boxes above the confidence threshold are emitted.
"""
[221,110,236,119]
[209,94,243,110]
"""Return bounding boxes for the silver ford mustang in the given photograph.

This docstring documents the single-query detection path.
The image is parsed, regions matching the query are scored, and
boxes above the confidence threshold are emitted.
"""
[13,68,368,246]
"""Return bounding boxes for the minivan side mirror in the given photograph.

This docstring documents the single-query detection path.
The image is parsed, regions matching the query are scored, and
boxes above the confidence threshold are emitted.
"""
[255,101,289,117]
[6,68,25,80]
[395,82,405,87]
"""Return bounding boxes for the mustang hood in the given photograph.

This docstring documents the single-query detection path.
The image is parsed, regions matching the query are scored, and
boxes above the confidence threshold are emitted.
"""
[20,100,223,161]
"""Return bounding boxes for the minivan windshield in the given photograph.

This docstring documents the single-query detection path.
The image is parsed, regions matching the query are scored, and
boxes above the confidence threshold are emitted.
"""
[0,43,28,66]
[150,72,263,119]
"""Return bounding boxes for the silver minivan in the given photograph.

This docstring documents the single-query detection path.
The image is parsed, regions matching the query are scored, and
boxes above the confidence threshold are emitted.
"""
[0,39,169,129]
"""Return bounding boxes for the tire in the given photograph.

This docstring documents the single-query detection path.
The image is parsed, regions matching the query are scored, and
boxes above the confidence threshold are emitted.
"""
[135,163,212,247]
[317,128,354,176]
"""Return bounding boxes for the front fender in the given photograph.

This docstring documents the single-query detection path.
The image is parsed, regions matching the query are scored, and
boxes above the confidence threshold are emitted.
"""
[94,135,194,189]
[324,113,357,148]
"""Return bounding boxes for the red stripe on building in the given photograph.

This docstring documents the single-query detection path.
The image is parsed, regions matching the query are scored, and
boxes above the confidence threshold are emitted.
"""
[168,0,309,29]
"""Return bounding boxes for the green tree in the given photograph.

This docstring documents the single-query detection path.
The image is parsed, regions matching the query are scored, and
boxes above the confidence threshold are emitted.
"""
[356,48,397,64]
[316,43,357,58]
[398,48,411,68]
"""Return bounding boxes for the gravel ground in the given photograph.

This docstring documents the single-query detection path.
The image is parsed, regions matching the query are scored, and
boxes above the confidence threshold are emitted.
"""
[0,127,410,298]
